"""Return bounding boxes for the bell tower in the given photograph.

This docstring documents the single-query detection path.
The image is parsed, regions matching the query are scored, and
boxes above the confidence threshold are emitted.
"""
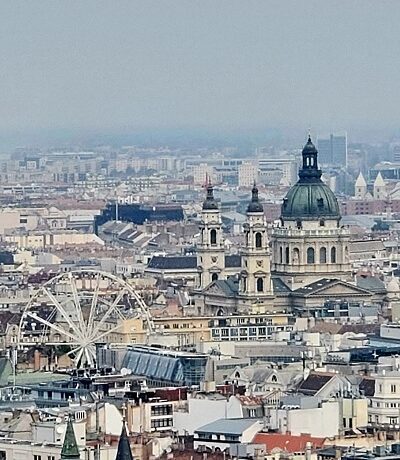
[197,180,225,289]
[238,184,274,312]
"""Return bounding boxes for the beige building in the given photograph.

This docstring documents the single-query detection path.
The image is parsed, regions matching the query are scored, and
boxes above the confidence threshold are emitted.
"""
[238,161,258,187]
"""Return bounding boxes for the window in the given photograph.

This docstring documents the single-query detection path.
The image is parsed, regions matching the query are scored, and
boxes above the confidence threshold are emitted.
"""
[391,384,397,393]
[210,229,217,245]
[320,247,327,263]
[307,247,315,264]
[212,273,218,282]
[320,219,325,226]
[285,247,290,264]
[279,246,283,263]
[292,247,300,264]
[34,456,41,460]
[255,232,262,248]
[331,246,337,263]
[257,278,264,292]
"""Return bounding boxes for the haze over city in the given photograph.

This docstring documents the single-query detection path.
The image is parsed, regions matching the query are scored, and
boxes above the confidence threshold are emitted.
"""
[1,0,400,148]
[3,3,400,460]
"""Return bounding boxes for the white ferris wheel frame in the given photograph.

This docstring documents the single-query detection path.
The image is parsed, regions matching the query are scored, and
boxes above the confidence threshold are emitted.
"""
[18,269,154,367]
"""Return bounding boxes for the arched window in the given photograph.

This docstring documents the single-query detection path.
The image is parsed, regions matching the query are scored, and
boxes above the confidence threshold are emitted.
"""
[279,247,283,264]
[320,247,327,264]
[296,220,302,229]
[307,247,315,264]
[212,273,218,282]
[331,246,337,263]
[210,229,217,245]
[285,247,290,264]
[255,232,262,248]
[243,277,247,292]
[292,247,300,264]
[256,278,264,292]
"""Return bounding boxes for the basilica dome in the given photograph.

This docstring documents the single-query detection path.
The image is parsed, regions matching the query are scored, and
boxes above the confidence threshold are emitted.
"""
[281,136,340,221]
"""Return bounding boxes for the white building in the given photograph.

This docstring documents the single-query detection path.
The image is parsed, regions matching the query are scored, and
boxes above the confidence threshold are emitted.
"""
[194,418,263,452]
[369,370,400,425]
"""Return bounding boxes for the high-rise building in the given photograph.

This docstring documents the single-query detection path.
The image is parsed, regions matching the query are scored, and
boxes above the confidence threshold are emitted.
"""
[317,133,348,167]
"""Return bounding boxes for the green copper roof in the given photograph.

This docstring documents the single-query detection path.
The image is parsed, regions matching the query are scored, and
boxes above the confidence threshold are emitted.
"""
[116,423,134,460]
[61,417,80,460]
[281,136,340,220]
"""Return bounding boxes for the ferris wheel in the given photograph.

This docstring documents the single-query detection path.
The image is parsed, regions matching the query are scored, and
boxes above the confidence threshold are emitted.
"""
[18,270,154,368]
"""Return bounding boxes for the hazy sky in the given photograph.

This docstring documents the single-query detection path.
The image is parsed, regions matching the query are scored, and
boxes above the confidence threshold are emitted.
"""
[1,0,400,145]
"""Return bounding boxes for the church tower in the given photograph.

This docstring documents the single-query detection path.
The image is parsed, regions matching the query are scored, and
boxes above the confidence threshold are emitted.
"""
[272,136,352,289]
[197,181,225,289]
[374,172,387,200]
[238,184,274,313]
[355,172,367,199]
[61,416,80,460]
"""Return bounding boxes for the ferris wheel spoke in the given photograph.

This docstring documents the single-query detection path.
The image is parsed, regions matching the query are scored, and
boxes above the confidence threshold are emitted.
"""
[132,290,154,329]
[89,288,127,341]
[100,297,127,322]
[24,311,78,343]
[74,348,84,366]
[42,287,85,341]
[91,322,124,343]
[86,272,101,338]
[84,347,95,367]
[69,274,87,336]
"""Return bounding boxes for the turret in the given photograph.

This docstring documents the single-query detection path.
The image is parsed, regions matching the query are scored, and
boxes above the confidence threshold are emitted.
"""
[374,172,386,200]
[61,416,80,460]
[115,422,133,460]
[355,172,367,199]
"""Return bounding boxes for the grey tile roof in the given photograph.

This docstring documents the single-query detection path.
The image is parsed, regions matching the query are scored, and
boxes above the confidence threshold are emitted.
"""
[272,277,292,293]
[147,254,242,270]
[195,418,259,435]
[356,275,386,293]
[148,256,197,270]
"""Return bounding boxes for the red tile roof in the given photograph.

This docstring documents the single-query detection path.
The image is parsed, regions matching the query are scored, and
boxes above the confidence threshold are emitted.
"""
[253,433,325,454]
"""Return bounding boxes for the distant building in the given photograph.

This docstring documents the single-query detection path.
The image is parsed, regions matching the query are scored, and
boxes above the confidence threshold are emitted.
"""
[238,161,258,187]
[193,163,214,186]
[317,133,347,167]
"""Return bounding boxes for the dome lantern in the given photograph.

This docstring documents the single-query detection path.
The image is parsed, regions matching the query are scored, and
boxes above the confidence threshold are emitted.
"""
[281,135,340,221]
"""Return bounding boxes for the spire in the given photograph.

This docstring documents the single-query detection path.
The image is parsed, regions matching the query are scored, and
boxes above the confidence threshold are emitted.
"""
[61,416,80,460]
[374,171,386,187]
[355,172,367,187]
[247,182,264,213]
[298,135,322,183]
[116,422,134,460]
[202,178,218,210]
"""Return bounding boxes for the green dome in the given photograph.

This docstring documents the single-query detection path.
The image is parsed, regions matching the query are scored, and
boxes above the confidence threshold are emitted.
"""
[281,136,340,221]
[282,181,340,220]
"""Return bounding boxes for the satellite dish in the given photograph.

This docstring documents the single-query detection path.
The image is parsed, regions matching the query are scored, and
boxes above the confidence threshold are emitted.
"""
[121,368,132,376]
[55,417,62,424]
[56,426,64,434]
